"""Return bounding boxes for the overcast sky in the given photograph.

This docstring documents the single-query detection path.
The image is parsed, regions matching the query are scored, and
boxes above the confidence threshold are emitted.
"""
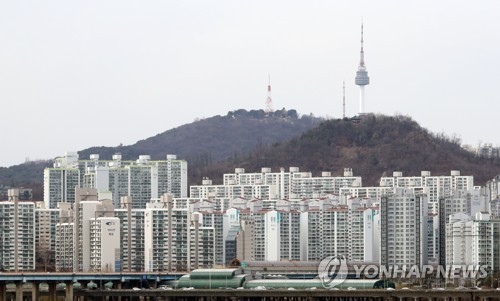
[1,0,499,167]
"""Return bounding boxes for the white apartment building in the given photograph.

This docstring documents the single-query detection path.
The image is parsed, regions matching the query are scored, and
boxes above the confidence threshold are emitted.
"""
[446,212,500,273]
[75,200,101,272]
[252,210,280,261]
[85,154,188,208]
[0,193,36,271]
[438,189,488,266]
[445,213,472,267]
[339,186,393,200]
[55,222,74,271]
[486,175,500,217]
[189,224,215,269]
[291,169,362,198]
[226,207,301,263]
[44,167,80,209]
[236,220,255,262]
[143,198,215,272]
[73,188,115,272]
[195,210,224,265]
[278,209,302,261]
[35,202,73,271]
[350,206,379,262]
[157,154,188,199]
[114,207,145,272]
[190,177,275,200]
[144,199,191,272]
[380,188,428,268]
[427,213,439,264]
[89,217,121,272]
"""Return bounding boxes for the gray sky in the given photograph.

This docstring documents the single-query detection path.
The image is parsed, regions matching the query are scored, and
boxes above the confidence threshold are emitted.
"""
[1,0,499,167]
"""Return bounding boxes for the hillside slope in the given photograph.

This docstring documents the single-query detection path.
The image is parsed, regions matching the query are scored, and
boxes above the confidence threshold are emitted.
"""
[79,109,320,163]
[2,113,498,200]
[202,114,500,186]
[0,109,322,199]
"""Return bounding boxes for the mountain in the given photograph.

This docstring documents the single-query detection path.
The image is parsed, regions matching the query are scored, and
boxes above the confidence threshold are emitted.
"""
[78,109,320,165]
[204,114,500,186]
[0,109,323,200]
[2,112,499,201]
[0,160,51,200]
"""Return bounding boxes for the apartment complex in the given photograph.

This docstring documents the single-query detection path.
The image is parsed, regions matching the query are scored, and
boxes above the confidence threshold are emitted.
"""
[438,190,488,265]
[191,167,362,200]
[300,198,378,262]
[9,162,500,275]
[44,152,188,209]
[380,171,475,213]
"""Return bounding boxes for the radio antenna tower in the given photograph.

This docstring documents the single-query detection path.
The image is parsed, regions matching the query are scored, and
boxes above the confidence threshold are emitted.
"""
[342,80,346,119]
[354,21,370,114]
[265,75,273,114]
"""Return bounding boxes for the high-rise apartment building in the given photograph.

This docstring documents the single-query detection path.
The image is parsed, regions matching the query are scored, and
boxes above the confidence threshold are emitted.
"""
[380,188,428,268]
[438,189,488,266]
[339,186,392,200]
[44,166,80,209]
[89,217,121,272]
[0,189,36,271]
[144,199,187,272]
[55,222,74,271]
[189,223,215,269]
[195,210,224,266]
[114,200,145,272]
[446,212,500,273]
[35,201,73,271]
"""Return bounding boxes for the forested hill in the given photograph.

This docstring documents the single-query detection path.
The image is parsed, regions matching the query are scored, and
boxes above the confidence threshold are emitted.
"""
[78,109,321,165]
[2,112,499,200]
[0,109,323,200]
[201,114,500,186]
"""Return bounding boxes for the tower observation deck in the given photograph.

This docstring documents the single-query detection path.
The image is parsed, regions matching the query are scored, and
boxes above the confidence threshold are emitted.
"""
[355,23,370,114]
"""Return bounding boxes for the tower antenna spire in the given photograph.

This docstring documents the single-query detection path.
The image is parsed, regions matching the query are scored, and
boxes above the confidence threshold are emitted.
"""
[342,81,346,119]
[360,20,365,67]
[265,74,273,114]
[354,20,370,115]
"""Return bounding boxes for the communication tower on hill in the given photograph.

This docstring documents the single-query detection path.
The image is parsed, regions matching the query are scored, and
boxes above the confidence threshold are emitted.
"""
[355,22,370,115]
[343,81,346,119]
[265,75,273,114]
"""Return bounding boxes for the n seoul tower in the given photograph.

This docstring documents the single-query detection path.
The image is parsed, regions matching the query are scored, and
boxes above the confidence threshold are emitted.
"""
[354,22,370,114]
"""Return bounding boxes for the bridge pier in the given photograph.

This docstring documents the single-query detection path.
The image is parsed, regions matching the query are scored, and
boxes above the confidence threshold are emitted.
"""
[48,283,57,301]
[65,282,74,301]
[31,282,39,301]
[0,283,5,301]
[15,282,23,301]
[115,282,122,301]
